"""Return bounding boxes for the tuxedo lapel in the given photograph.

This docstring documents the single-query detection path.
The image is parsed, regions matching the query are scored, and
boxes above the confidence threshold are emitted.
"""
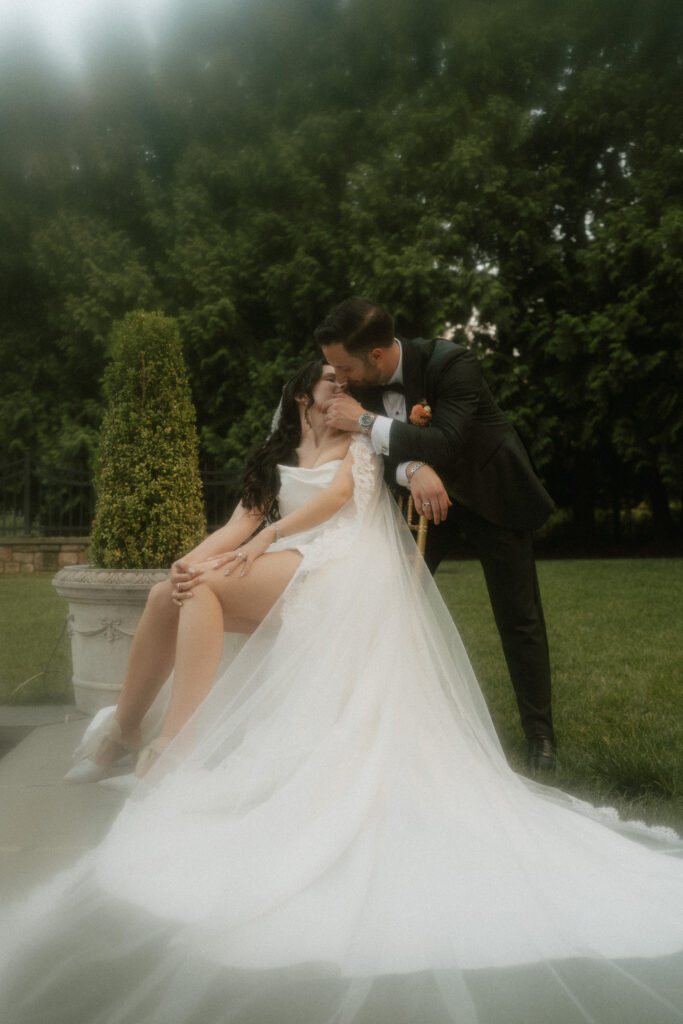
[399,337,427,415]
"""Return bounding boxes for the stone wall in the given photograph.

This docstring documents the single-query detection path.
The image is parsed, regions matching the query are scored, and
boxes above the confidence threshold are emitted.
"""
[0,538,90,574]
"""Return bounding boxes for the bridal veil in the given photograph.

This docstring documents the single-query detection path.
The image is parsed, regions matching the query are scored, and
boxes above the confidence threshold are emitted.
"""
[1,438,682,1023]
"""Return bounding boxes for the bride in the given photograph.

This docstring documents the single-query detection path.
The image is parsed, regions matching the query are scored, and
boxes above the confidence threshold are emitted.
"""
[1,360,682,1024]
[64,359,352,782]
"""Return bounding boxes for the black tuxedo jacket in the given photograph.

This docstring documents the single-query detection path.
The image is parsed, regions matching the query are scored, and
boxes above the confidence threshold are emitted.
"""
[361,336,554,532]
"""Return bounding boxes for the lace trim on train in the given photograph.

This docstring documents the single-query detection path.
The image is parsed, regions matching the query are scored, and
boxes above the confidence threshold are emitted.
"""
[559,789,682,847]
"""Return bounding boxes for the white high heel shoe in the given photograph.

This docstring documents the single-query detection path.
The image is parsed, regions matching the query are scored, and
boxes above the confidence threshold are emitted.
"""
[64,711,139,784]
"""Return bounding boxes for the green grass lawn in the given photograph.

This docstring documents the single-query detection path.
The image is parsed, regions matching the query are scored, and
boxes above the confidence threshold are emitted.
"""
[436,557,683,832]
[2,560,682,831]
[0,574,73,704]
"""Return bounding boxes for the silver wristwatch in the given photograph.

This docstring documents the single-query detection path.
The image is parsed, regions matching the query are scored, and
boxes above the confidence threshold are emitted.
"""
[358,413,376,435]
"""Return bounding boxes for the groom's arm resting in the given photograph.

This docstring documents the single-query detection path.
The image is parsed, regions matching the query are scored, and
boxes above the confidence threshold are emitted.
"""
[405,463,451,524]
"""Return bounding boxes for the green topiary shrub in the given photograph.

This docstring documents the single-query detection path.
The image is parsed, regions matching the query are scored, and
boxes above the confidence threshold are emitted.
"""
[90,310,206,568]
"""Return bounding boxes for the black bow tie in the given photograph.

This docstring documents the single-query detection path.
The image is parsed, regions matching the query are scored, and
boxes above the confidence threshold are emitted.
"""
[377,382,405,395]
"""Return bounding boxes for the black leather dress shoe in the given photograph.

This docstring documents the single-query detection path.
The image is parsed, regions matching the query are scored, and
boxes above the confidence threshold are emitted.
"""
[527,736,555,772]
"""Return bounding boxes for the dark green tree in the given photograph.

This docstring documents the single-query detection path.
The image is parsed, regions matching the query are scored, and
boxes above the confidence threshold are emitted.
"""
[1,0,681,542]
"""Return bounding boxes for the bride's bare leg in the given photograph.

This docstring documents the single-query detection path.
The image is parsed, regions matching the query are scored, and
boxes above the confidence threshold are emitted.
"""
[113,580,179,741]
[159,551,301,741]
[87,581,180,766]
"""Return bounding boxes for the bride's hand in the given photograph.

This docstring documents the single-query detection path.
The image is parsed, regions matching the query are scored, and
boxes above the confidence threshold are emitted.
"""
[170,558,202,606]
[222,527,276,578]
[171,555,230,605]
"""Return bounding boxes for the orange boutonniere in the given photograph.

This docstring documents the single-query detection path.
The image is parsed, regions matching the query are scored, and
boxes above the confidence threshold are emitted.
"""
[409,399,432,427]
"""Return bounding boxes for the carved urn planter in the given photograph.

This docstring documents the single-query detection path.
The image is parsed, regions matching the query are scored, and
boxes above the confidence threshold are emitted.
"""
[53,312,206,714]
[53,563,169,713]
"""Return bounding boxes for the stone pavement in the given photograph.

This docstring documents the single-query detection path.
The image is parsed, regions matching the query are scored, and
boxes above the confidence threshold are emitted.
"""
[0,707,126,901]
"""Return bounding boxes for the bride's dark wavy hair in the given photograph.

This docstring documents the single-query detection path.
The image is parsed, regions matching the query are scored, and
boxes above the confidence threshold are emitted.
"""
[239,359,325,518]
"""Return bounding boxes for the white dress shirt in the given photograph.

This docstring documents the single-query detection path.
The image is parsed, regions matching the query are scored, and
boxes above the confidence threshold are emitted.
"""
[369,340,411,487]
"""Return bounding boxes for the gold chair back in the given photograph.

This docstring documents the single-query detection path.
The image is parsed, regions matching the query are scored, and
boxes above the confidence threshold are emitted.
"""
[397,493,429,557]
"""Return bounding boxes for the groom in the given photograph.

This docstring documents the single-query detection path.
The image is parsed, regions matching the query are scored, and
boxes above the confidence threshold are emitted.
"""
[316,296,556,771]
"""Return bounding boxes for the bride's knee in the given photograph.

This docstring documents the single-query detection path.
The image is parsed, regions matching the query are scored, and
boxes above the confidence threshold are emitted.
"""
[147,579,175,612]
[201,571,236,610]
[201,571,226,598]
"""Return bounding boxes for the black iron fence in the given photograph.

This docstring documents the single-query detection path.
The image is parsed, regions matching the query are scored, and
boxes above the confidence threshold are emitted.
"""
[0,452,240,537]
[0,453,93,537]
[201,466,243,532]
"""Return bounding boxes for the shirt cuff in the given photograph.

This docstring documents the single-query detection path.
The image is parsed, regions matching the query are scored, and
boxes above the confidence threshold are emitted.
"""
[370,415,393,456]
[395,462,411,488]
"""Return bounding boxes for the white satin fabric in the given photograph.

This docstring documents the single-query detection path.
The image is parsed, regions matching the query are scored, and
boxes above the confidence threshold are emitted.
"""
[1,438,682,1024]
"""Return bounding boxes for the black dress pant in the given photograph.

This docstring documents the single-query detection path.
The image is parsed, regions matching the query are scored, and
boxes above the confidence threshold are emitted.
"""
[424,502,553,743]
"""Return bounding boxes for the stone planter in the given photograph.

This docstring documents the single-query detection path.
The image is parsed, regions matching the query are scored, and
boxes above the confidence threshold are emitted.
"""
[52,563,169,714]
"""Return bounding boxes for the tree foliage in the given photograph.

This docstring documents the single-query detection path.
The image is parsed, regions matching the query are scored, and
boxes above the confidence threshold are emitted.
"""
[0,0,681,538]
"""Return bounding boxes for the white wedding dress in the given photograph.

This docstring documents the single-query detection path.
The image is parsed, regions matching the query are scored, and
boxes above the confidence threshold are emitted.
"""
[1,437,682,1024]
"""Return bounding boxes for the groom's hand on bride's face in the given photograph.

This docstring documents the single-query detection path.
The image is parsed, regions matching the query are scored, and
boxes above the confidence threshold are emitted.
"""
[324,393,364,432]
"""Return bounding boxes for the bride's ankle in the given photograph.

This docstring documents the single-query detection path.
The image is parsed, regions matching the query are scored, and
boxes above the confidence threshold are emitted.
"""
[135,735,172,778]
[92,719,141,766]
[114,719,143,750]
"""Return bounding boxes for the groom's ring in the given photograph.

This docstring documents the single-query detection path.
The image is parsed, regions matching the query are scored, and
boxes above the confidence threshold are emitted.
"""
[177,583,182,592]
[422,501,431,509]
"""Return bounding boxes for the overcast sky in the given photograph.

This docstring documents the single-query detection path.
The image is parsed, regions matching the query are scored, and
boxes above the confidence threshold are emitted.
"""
[0,0,175,68]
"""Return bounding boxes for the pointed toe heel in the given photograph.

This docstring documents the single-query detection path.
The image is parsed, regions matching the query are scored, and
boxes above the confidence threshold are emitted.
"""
[64,758,112,784]
[65,716,139,784]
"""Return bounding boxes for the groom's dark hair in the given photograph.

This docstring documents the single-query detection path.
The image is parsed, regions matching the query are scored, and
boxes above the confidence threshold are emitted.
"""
[314,297,394,354]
